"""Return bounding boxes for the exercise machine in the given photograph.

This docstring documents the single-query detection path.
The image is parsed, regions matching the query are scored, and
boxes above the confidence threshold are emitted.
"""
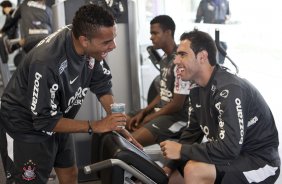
[84,131,168,184]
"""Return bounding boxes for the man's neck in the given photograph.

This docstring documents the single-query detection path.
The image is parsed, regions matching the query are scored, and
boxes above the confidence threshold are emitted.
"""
[72,32,84,56]
[197,65,215,87]
[163,40,176,55]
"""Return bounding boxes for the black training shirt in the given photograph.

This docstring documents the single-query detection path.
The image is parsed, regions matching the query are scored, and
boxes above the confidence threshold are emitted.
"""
[0,25,113,142]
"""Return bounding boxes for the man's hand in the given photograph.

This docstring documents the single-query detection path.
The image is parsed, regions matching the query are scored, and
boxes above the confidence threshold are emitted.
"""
[94,113,126,132]
[160,140,182,159]
[141,113,155,125]
[118,128,143,150]
[163,166,173,177]
[127,110,145,131]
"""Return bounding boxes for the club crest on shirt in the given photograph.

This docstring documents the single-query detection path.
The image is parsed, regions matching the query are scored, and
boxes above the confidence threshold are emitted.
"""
[22,160,36,181]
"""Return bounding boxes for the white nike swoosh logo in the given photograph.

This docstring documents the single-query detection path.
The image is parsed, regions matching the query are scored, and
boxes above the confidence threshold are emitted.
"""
[152,124,160,129]
[70,76,79,84]
[196,104,201,108]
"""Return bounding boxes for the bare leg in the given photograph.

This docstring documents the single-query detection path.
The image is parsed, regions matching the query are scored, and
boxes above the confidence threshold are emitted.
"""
[168,169,185,184]
[184,160,216,184]
[55,165,78,184]
[132,127,156,147]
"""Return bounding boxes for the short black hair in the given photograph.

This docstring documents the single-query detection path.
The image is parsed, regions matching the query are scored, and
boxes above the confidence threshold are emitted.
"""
[180,30,217,66]
[150,15,175,38]
[72,4,115,39]
[0,1,12,8]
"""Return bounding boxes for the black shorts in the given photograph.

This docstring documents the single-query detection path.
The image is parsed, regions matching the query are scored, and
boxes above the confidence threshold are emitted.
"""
[143,114,187,143]
[173,152,280,184]
[0,132,75,184]
[215,153,280,184]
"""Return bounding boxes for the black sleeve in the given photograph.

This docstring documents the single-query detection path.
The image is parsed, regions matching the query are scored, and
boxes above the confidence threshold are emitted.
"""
[180,85,246,165]
[1,15,11,32]
[89,60,113,99]
[166,125,204,170]
[27,61,62,132]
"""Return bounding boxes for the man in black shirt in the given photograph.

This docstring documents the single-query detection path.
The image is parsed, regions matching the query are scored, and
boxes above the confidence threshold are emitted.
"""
[160,30,280,183]
[127,15,191,146]
[0,4,139,184]
[0,0,17,63]
[195,0,230,24]
[2,0,53,53]
[0,0,17,39]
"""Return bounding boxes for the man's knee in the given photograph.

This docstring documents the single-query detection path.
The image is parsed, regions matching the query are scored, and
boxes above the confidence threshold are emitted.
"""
[132,127,156,146]
[183,160,216,183]
[184,160,201,178]
[55,166,78,184]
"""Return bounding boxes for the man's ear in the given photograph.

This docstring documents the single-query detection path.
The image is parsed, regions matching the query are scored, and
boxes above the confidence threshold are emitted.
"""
[202,50,209,60]
[78,35,89,48]
[197,50,208,63]
[165,29,173,37]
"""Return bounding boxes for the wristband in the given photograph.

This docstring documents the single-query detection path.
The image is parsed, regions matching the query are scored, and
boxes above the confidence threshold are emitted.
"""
[87,120,93,135]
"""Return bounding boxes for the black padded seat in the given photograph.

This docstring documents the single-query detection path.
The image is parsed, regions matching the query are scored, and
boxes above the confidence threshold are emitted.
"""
[84,131,168,184]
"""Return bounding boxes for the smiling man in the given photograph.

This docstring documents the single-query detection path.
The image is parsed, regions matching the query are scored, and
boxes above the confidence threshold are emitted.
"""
[0,4,133,184]
[160,30,280,184]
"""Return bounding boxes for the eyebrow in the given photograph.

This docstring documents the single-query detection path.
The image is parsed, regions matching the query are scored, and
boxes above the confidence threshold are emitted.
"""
[103,35,116,44]
[104,39,113,44]
[176,51,188,55]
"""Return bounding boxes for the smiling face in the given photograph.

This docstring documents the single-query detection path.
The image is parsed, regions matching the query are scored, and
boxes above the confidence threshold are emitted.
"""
[82,25,117,61]
[174,39,201,82]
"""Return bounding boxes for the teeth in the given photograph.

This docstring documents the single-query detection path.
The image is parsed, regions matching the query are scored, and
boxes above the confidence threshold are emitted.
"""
[176,67,184,74]
[102,52,108,57]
